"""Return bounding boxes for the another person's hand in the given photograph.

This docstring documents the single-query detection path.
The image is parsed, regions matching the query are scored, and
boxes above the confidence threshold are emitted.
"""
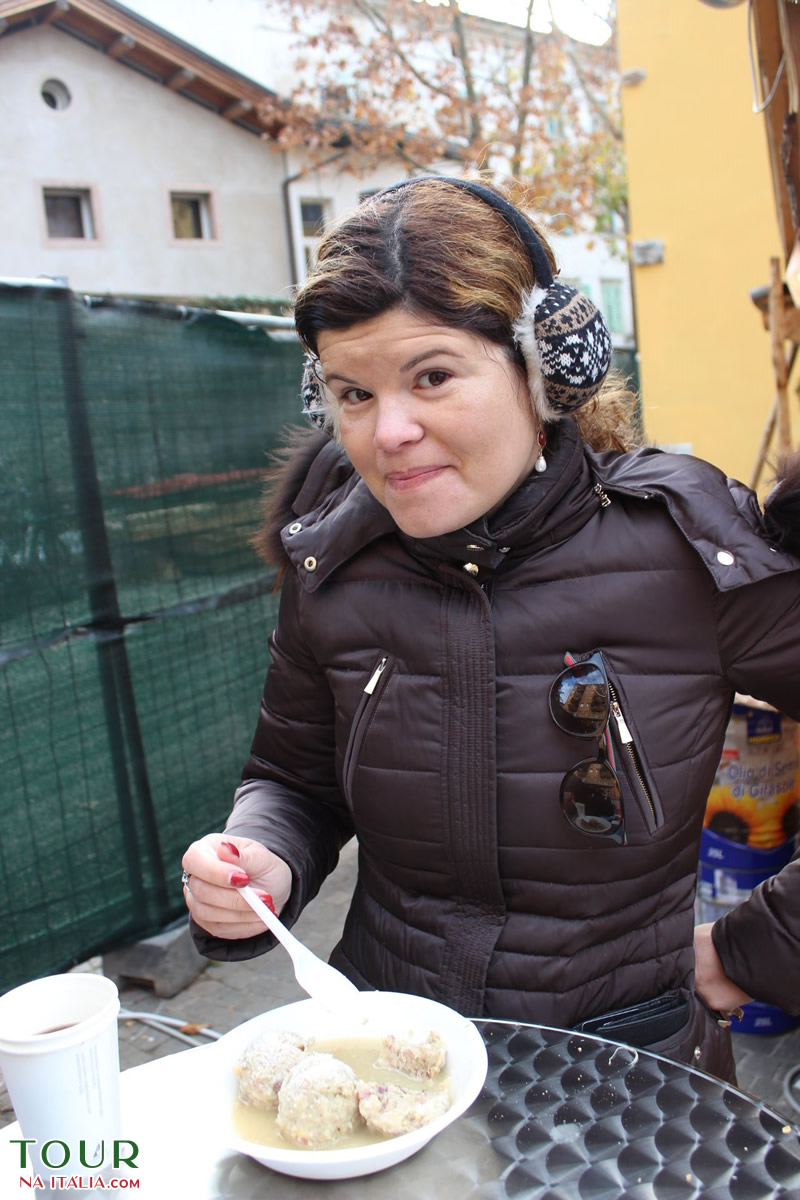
[181,833,292,940]
[693,921,752,1013]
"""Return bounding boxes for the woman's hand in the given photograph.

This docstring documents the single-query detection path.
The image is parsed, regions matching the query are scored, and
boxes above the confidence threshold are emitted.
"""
[694,921,752,1012]
[181,833,292,940]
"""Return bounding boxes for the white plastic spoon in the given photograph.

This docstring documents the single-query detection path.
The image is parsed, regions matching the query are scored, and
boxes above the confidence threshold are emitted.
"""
[237,884,363,1013]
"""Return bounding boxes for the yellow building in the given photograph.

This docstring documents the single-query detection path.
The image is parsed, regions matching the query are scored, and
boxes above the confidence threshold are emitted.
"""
[616,0,792,487]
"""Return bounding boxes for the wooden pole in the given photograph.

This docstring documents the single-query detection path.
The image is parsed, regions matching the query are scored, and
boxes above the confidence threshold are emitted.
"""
[769,257,793,459]
[750,395,777,491]
[751,339,798,491]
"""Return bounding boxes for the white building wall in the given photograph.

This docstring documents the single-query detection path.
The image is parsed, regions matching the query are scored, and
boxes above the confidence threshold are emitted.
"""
[0,18,634,346]
[0,25,291,296]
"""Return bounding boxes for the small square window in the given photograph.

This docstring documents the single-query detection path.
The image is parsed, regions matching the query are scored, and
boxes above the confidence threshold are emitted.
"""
[600,279,625,333]
[171,192,214,239]
[299,198,331,276]
[300,200,327,239]
[320,84,352,115]
[44,188,95,239]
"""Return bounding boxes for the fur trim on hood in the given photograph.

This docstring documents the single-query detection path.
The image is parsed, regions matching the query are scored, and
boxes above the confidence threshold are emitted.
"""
[251,426,349,568]
[764,449,800,558]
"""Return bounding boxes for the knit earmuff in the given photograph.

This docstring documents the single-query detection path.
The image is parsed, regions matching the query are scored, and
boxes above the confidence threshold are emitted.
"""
[300,176,613,427]
[301,355,328,428]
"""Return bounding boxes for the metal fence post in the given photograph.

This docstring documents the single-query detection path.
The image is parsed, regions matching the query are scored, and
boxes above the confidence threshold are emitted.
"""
[55,287,169,926]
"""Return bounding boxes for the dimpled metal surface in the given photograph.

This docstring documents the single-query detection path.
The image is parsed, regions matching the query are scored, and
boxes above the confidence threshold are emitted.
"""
[476,1022,800,1199]
[189,1022,800,1198]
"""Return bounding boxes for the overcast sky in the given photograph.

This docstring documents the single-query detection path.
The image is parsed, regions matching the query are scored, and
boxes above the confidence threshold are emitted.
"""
[122,0,613,85]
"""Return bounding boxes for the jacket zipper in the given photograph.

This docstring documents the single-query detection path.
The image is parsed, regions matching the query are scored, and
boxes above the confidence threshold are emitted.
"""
[606,679,658,827]
[364,656,387,695]
[342,653,394,804]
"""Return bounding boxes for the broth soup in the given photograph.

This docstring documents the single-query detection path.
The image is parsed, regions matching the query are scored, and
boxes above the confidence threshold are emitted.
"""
[233,1034,451,1151]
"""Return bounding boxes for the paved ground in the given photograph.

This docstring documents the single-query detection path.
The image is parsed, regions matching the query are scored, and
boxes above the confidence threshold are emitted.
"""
[2,838,799,1129]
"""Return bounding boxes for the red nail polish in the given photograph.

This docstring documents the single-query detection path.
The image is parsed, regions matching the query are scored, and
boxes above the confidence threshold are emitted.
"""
[230,870,250,887]
[258,893,276,914]
[221,841,240,858]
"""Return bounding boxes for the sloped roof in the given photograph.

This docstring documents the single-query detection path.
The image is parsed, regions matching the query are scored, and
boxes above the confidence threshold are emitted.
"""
[0,0,276,135]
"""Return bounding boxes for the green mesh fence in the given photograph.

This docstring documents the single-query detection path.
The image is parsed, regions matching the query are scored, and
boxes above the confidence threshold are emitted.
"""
[0,282,305,992]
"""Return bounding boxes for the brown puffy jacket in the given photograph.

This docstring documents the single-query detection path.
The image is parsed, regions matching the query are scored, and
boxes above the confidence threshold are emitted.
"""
[192,421,800,1079]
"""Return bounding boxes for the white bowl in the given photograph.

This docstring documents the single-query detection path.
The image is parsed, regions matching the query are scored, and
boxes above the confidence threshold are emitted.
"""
[211,992,488,1180]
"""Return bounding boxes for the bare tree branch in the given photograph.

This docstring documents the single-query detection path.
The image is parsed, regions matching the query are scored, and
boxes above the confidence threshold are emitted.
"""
[351,0,459,103]
[564,42,623,143]
[511,0,537,178]
[445,0,484,153]
[262,0,627,233]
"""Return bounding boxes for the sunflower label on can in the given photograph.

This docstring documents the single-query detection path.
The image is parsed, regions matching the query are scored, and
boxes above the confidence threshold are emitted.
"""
[696,699,800,1033]
[703,697,799,850]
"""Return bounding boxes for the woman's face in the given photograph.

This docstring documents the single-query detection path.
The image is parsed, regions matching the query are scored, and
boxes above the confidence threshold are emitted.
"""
[317,308,540,538]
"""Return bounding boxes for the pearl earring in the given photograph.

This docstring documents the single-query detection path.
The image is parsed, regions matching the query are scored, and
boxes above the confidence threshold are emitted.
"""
[534,429,547,473]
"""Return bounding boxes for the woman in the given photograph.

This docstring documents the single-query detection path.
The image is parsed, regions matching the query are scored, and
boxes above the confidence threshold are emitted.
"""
[182,177,800,1081]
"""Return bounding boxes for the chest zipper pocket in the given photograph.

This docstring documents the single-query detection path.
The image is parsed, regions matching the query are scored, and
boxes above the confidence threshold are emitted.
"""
[342,654,395,806]
[602,662,662,834]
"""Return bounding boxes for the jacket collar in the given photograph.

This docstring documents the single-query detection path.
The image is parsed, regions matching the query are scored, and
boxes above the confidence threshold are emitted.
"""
[281,420,600,591]
[281,473,396,593]
[399,420,600,575]
[276,429,800,593]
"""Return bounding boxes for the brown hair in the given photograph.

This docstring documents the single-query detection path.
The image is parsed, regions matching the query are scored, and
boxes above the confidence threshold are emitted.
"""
[293,177,640,451]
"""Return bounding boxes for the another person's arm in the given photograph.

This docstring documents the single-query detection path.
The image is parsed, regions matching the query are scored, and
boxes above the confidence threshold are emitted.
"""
[693,921,751,1011]
[701,570,800,1012]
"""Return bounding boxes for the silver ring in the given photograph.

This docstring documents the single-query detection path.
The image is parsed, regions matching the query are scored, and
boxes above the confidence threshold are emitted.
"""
[181,870,190,888]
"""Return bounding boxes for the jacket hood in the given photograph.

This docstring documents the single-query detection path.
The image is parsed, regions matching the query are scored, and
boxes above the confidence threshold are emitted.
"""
[589,445,800,589]
[252,427,350,568]
[764,449,800,558]
[255,425,800,591]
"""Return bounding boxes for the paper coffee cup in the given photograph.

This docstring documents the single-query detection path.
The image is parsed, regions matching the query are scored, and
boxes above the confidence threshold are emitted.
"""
[0,973,121,1185]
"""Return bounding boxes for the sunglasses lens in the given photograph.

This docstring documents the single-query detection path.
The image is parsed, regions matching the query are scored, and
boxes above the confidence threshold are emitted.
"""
[560,759,624,841]
[549,661,609,737]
